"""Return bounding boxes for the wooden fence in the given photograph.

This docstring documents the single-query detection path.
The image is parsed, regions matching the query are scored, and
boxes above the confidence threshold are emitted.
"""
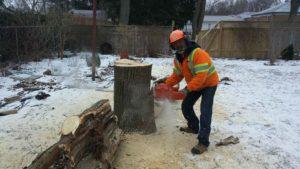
[67,25,172,57]
[0,26,60,62]
[0,25,172,63]
[197,17,300,59]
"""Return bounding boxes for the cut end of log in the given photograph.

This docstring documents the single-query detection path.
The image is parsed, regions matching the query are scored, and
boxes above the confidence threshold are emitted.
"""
[27,100,121,169]
[115,59,151,67]
[61,116,80,135]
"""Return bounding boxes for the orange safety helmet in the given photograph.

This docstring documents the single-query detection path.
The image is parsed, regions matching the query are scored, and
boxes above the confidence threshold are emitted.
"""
[169,30,185,44]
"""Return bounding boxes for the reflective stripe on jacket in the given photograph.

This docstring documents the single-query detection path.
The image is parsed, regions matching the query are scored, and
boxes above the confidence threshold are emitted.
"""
[165,48,219,91]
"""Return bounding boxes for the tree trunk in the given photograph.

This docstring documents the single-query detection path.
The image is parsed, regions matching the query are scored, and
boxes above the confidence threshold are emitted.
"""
[119,0,131,25]
[114,59,156,133]
[0,109,18,116]
[91,0,97,81]
[58,1,64,59]
[269,15,276,65]
[192,0,206,40]
[289,0,300,22]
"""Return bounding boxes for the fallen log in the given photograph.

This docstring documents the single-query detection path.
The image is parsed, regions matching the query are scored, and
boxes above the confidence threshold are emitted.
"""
[4,96,21,104]
[25,143,62,169]
[67,132,93,168]
[61,100,111,136]
[20,96,33,102]
[0,109,18,116]
[101,124,121,165]
[11,75,42,83]
[12,76,56,92]
[26,99,122,169]
[23,87,44,92]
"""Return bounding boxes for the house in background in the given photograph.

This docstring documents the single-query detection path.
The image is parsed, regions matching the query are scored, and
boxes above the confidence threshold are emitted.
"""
[249,1,300,21]
[202,15,243,30]
[197,0,300,60]
[69,9,108,25]
[183,15,245,35]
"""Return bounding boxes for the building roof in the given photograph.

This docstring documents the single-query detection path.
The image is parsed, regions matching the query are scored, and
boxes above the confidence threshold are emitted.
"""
[69,9,107,19]
[236,12,256,19]
[183,15,244,33]
[203,15,243,22]
[251,1,300,17]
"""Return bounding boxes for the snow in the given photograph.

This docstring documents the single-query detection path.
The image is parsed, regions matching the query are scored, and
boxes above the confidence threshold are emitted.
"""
[0,53,117,168]
[116,58,300,169]
[212,59,300,168]
[0,53,300,168]
[0,77,20,100]
[252,0,299,17]
[0,88,113,168]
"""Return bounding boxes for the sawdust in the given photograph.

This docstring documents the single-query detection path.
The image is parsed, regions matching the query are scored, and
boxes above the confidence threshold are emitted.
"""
[113,100,225,169]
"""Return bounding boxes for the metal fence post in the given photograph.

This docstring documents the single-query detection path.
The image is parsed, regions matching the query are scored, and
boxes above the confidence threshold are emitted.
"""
[15,28,20,63]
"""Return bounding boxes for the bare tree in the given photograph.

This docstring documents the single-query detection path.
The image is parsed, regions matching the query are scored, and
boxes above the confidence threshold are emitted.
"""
[15,0,42,11]
[119,0,130,25]
[1,0,14,12]
[289,0,300,21]
[270,0,300,65]
[206,0,281,15]
[91,0,97,81]
[192,0,206,40]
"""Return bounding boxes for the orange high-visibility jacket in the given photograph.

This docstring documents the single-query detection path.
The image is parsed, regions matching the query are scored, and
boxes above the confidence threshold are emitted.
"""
[165,48,219,91]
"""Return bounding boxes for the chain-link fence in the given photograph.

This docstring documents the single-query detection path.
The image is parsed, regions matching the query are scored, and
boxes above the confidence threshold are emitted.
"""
[0,26,61,63]
[0,24,172,64]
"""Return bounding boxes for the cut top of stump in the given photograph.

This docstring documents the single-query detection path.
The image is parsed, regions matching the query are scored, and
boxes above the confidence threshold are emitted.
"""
[115,59,151,67]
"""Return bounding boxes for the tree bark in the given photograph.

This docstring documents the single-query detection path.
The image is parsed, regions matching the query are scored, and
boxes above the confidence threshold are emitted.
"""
[26,100,121,169]
[25,143,62,169]
[0,109,18,116]
[289,0,300,22]
[119,0,131,25]
[114,59,156,133]
[192,0,206,40]
[91,0,97,81]
[269,15,276,65]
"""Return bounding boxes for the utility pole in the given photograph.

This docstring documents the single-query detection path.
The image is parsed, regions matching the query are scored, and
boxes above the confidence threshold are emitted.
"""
[192,0,206,40]
[91,0,97,81]
[120,0,131,25]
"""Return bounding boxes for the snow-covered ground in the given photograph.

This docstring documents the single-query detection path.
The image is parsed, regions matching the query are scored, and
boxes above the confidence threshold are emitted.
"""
[200,59,300,168]
[0,53,299,168]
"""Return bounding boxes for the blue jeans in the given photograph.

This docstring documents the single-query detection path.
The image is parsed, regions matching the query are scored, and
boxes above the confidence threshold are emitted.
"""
[181,86,217,147]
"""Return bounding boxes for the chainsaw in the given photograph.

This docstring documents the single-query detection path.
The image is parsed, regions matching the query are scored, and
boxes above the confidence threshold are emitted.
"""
[153,78,185,101]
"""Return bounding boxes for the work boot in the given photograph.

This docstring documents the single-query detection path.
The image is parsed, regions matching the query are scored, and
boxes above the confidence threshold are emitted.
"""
[179,127,198,134]
[191,143,208,155]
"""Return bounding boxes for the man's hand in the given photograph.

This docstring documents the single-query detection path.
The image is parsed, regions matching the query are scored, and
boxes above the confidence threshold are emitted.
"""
[180,87,190,95]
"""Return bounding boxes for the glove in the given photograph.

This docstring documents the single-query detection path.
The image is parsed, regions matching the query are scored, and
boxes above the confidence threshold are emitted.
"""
[180,87,190,95]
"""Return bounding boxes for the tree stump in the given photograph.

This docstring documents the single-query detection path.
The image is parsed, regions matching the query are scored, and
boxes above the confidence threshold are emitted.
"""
[114,59,156,133]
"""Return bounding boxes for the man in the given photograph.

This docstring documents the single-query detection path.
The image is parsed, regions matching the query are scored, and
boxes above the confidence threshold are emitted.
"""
[164,30,219,154]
